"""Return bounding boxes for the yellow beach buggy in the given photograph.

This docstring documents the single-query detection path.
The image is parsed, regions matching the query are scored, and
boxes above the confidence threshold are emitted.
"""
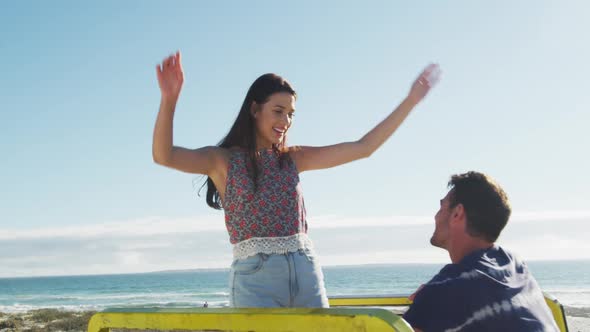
[87,293,568,332]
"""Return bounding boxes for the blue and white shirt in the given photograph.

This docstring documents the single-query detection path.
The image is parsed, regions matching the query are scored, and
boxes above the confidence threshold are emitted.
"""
[403,246,559,332]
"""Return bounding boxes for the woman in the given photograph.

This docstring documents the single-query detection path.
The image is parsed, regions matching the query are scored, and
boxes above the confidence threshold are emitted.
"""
[153,51,440,307]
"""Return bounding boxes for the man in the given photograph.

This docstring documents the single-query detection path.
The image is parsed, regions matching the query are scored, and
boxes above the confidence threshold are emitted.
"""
[403,171,558,332]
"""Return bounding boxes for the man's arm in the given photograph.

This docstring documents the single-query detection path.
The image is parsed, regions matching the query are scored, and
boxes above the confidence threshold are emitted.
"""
[403,283,447,332]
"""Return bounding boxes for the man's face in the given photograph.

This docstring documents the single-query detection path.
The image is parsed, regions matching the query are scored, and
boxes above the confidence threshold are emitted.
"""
[430,191,453,249]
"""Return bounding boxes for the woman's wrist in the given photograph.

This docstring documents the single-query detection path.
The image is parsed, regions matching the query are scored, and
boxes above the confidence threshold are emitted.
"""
[160,95,179,109]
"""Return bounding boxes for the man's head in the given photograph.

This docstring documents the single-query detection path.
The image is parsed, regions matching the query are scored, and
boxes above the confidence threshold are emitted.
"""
[430,171,511,249]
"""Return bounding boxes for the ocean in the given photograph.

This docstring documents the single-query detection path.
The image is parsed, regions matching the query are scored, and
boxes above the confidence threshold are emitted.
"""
[1,261,588,313]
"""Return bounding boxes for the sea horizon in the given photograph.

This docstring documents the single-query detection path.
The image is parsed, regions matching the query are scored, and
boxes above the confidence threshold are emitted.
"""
[2,258,588,280]
[1,260,589,313]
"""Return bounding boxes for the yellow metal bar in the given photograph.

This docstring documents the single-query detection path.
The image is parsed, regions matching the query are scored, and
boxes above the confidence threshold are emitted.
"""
[330,294,568,332]
[87,307,413,332]
[87,293,568,332]
[544,292,569,332]
[329,295,411,307]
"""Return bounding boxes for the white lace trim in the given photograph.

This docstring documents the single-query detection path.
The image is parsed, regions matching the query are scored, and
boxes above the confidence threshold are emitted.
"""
[233,233,314,260]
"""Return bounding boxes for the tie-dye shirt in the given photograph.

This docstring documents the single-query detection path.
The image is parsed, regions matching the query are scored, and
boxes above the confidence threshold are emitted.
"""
[404,246,558,332]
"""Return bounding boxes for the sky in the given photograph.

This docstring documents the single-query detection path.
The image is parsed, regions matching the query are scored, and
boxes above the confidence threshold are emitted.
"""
[1,1,589,278]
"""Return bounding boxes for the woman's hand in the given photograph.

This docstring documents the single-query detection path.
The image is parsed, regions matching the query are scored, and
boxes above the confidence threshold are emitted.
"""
[407,63,441,105]
[156,51,184,101]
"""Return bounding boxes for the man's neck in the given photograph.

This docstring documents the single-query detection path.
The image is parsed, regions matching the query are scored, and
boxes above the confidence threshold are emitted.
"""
[448,239,494,264]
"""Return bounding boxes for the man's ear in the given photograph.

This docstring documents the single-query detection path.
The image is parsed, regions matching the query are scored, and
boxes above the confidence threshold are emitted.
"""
[453,203,464,218]
[451,203,465,226]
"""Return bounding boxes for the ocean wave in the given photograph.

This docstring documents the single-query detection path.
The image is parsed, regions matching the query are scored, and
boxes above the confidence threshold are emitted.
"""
[67,291,229,301]
[544,289,590,294]
[0,300,230,314]
[0,291,229,302]
[0,303,102,314]
[544,290,590,308]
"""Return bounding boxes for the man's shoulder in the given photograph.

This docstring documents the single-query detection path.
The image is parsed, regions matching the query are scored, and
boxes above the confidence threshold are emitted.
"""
[430,261,479,282]
[412,263,479,303]
[461,245,527,270]
[419,249,514,294]
[426,268,480,293]
[405,247,557,332]
[403,266,478,331]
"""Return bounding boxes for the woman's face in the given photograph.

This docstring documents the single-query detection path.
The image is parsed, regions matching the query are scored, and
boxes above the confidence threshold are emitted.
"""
[252,92,296,149]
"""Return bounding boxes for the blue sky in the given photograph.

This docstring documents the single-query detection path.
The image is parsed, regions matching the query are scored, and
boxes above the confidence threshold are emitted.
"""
[1,1,589,277]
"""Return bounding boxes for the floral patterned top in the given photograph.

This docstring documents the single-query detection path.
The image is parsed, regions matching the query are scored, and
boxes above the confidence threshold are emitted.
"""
[223,149,312,259]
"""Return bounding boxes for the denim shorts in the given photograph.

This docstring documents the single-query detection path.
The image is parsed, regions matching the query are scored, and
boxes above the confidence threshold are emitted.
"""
[229,248,329,308]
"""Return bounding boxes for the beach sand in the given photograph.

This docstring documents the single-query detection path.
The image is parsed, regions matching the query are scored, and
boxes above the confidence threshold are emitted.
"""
[1,306,589,331]
[0,309,95,332]
[565,306,590,332]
